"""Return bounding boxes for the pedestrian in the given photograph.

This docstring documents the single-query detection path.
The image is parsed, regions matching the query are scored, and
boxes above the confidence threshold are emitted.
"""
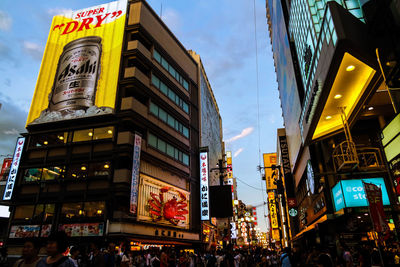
[37,231,75,267]
[341,245,353,267]
[120,247,130,267]
[234,251,241,267]
[150,252,160,267]
[103,242,116,267]
[13,239,42,267]
[69,247,80,267]
[280,247,292,267]
[0,247,10,267]
[160,249,168,267]
[88,242,105,267]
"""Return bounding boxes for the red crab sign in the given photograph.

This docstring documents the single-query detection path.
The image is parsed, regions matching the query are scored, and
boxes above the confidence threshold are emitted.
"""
[148,187,188,226]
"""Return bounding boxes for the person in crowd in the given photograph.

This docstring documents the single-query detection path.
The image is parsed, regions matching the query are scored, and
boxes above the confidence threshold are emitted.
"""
[69,247,80,267]
[37,231,75,267]
[280,247,292,267]
[120,247,130,267]
[103,242,117,267]
[150,252,160,267]
[215,251,224,267]
[160,249,168,267]
[88,242,105,267]
[233,250,241,267]
[341,245,354,267]
[1,247,10,267]
[13,239,42,267]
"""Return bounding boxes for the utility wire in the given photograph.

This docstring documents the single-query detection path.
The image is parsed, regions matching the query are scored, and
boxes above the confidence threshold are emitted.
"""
[235,177,264,191]
[252,0,268,220]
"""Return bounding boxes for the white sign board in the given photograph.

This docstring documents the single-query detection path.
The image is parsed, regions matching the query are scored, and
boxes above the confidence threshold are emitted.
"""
[3,137,25,201]
[200,151,210,220]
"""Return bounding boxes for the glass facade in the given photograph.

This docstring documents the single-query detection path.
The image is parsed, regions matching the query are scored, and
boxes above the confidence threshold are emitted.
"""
[151,74,189,113]
[149,102,189,138]
[153,50,189,90]
[288,0,367,139]
[147,133,189,166]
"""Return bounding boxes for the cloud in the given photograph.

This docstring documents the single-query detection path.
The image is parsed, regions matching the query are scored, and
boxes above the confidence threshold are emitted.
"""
[3,129,19,135]
[0,95,27,157]
[4,79,11,87]
[47,8,73,16]
[22,41,43,61]
[226,127,254,143]
[234,148,244,157]
[161,8,181,33]
[0,11,12,31]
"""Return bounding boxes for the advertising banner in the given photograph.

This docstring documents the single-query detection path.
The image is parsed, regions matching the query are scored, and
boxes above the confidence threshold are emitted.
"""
[130,133,142,215]
[332,178,390,212]
[363,182,390,237]
[9,225,40,238]
[26,0,128,126]
[200,151,210,221]
[0,158,12,181]
[137,174,190,229]
[59,223,104,237]
[3,137,25,201]
[268,192,279,229]
[263,153,277,190]
[272,229,280,241]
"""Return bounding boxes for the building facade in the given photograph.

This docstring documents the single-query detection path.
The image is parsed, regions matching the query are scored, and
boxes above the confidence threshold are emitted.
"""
[2,0,215,254]
[267,0,400,248]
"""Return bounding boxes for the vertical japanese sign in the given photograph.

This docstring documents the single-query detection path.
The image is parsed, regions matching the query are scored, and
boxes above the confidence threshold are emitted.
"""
[227,151,233,178]
[3,137,25,201]
[363,182,390,238]
[130,134,142,215]
[268,192,278,229]
[263,153,277,190]
[200,151,210,220]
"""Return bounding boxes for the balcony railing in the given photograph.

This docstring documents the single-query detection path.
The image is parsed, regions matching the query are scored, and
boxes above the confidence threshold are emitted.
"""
[332,141,359,171]
[332,142,385,172]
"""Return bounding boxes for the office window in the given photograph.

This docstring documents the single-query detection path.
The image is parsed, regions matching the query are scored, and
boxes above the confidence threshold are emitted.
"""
[149,102,189,138]
[84,202,106,217]
[89,162,111,177]
[153,50,189,91]
[150,74,189,114]
[24,168,42,182]
[61,203,83,219]
[33,204,55,222]
[93,126,114,140]
[147,134,189,165]
[67,164,88,179]
[73,129,93,142]
[42,166,65,181]
[31,132,67,147]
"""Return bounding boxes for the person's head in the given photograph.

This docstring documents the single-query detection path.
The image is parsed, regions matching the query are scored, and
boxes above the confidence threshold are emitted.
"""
[283,247,291,255]
[317,254,332,267]
[46,231,69,257]
[107,242,115,253]
[90,242,100,253]
[70,246,80,258]
[22,239,41,260]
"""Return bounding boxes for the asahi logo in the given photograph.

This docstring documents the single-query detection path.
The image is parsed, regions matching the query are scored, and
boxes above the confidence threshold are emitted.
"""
[58,60,98,81]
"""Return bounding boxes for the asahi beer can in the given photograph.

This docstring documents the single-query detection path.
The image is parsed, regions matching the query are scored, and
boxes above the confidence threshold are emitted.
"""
[49,36,102,114]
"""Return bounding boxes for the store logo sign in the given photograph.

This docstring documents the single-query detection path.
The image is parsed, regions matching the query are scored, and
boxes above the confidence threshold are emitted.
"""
[3,137,25,201]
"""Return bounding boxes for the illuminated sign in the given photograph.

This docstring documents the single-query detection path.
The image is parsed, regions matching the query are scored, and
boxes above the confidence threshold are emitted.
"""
[26,0,128,125]
[263,153,277,190]
[3,137,25,201]
[226,151,233,178]
[268,192,278,229]
[0,158,12,181]
[137,175,190,229]
[272,229,280,241]
[130,133,142,215]
[59,223,104,237]
[200,151,210,220]
[332,178,390,212]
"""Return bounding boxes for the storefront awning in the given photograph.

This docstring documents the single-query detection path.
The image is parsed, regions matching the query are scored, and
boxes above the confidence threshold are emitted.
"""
[292,215,330,241]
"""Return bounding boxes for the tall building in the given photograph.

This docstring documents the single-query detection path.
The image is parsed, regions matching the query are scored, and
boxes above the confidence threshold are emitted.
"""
[267,0,400,247]
[1,0,224,253]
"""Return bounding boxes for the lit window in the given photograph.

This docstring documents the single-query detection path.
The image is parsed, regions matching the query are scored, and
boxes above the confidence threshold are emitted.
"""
[73,129,93,142]
[93,126,114,140]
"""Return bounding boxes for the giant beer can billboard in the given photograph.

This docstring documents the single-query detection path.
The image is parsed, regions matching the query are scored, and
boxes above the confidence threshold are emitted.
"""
[26,0,128,125]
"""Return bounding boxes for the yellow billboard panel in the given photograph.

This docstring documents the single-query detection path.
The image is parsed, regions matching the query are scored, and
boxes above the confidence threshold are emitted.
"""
[26,0,128,126]
[268,192,278,229]
[272,229,280,241]
[263,153,277,190]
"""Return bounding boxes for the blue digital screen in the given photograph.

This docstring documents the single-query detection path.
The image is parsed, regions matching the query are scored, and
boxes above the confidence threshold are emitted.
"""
[332,178,390,212]
[332,182,345,212]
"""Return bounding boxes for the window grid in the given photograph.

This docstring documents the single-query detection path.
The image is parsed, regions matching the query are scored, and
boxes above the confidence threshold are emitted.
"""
[153,50,189,91]
[151,74,190,114]
[147,133,189,166]
[149,102,189,138]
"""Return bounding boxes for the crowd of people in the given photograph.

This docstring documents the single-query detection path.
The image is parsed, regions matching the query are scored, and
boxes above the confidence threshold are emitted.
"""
[1,231,400,267]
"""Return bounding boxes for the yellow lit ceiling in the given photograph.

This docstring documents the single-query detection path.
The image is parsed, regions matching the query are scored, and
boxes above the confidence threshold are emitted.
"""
[312,52,376,140]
